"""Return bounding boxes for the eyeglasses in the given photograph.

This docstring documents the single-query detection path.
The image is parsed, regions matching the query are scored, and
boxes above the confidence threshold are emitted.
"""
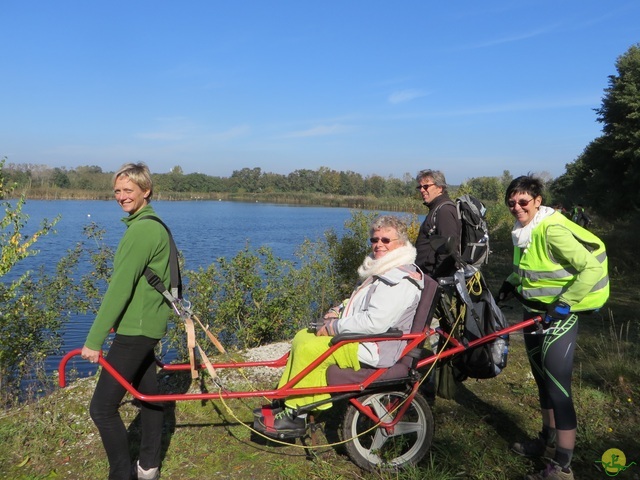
[416,184,435,191]
[370,237,398,245]
[507,198,534,208]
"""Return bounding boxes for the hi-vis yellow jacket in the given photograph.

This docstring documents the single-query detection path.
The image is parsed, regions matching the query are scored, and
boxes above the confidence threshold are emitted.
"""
[510,211,609,312]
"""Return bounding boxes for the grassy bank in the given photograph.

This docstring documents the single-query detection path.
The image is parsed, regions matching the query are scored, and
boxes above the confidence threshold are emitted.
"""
[1,238,638,479]
[0,307,637,480]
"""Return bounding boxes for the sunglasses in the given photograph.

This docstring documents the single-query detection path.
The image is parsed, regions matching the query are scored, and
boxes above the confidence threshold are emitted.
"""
[415,184,435,191]
[507,198,534,208]
[370,237,398,245]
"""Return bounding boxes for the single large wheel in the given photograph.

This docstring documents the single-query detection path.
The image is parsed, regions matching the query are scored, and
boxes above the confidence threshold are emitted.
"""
[340,389,434,471]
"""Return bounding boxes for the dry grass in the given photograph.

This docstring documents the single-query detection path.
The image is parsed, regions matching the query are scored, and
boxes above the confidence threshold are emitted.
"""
[1,236,638,479]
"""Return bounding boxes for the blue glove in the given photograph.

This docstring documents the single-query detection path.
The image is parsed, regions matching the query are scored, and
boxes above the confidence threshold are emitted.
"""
[545,301,570,324]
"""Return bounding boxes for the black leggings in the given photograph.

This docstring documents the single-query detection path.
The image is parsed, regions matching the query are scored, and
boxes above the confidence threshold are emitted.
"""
[89,334,164,480]
[523,313,578,430]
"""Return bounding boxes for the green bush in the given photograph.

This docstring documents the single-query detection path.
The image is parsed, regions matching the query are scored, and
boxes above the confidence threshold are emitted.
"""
[0,159,61,405]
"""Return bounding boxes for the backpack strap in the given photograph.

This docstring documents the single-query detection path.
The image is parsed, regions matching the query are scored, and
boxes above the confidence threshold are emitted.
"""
[428,200,456,236]
[139,216,182,304]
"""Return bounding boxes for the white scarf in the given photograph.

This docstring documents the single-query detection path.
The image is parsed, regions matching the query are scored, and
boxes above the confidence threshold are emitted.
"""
[511,205,556,248]
[357,242,417,280]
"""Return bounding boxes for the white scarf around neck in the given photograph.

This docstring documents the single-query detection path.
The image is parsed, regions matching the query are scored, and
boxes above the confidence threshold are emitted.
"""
[357,242,417,280]
[511,205,556,248]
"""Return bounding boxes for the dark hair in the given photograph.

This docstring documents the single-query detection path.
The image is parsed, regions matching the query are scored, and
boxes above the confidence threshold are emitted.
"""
[504,175,544,205]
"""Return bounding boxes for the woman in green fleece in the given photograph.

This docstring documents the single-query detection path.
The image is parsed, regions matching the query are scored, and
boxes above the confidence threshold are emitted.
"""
[81,163,171,480]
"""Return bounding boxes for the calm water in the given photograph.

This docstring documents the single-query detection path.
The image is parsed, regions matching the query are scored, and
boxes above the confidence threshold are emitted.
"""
[15,199,387,381]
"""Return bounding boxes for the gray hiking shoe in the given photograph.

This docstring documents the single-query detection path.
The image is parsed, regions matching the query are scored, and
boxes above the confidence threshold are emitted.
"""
[525,463,574,480]
[511,434,556,459]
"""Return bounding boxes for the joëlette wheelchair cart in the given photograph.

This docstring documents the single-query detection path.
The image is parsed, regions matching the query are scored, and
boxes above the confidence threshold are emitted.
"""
[58,271,543,472]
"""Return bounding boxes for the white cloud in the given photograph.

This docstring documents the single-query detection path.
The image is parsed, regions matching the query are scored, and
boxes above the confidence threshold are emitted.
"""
[460,25,559,50]
[388,89,427,105]
[282,124,352,138]
[433,94,600,117]
[207,125,251,141]
[135,132,186,141]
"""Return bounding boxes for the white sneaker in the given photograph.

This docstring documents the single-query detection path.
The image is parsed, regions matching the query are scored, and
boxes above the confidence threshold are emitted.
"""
[136,461,160,480]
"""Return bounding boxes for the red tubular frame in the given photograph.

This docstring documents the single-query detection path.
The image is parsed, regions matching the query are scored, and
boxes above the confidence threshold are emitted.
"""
[58,316,541,413]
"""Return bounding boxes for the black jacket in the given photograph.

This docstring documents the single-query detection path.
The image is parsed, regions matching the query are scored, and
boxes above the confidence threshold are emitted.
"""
[415,194,462,278]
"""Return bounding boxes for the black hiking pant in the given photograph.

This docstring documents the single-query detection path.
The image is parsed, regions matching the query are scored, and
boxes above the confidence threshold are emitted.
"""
[89,334,164,480]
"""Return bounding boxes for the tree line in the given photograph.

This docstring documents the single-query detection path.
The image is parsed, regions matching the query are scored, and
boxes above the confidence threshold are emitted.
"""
[2,163,421,199]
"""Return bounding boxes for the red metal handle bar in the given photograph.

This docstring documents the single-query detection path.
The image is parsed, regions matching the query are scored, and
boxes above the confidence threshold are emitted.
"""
[415,315,542,370]
[57,332,432,403]
[57,317,539,404]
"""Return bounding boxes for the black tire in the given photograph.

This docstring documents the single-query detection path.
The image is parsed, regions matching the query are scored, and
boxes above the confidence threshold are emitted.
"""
[340,390,434,471]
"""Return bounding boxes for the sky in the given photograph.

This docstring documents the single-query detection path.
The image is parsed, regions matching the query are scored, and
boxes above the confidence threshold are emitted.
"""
[1,1,639,184]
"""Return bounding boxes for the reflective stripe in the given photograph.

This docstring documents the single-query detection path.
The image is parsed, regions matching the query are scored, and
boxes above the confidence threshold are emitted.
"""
[519,252,608,281]
[513,212,609,311]
[520,268,576,281]
[523,276,609,300]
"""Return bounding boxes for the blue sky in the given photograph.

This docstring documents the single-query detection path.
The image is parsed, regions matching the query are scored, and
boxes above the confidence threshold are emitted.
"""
[1,1,639,184]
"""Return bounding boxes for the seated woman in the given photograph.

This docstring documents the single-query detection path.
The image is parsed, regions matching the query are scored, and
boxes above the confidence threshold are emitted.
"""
[255,215,424,436]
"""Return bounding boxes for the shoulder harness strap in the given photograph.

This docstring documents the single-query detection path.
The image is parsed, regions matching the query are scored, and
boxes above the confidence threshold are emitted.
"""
[428,200,457,235]
[139,216,182,304]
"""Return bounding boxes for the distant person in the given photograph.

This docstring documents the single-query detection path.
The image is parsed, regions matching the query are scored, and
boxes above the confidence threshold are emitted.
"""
[81,163,171,480]
[414,169,462,278]
[497,175,608,480]
[571,204,591,229]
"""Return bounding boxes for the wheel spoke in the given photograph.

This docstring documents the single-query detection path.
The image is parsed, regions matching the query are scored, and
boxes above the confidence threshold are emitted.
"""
[342,390,434,471]
[390,420,423,436]
[368,428,388,452]
[369,396,393,422]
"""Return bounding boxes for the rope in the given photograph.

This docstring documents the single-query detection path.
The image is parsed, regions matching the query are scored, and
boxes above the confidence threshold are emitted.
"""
[197,304,466,451]
[176,291,468,451]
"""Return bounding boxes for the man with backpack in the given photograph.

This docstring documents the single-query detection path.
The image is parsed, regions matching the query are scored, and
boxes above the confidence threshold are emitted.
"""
[414,170,462,400]
[415,169,462,278]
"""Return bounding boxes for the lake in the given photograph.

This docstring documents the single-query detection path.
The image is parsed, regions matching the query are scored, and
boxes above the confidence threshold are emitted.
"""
[13,199,399,382]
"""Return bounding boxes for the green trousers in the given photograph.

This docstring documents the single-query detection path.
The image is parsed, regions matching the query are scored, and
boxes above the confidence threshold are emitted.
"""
[278,329,360,410]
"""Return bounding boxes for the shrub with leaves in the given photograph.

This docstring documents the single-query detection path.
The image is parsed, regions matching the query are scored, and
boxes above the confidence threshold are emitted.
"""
[172,238,340,357]
[0,159,60,405]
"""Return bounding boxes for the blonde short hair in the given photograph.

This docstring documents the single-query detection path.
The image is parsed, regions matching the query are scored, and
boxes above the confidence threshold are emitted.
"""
[113,162,153,201]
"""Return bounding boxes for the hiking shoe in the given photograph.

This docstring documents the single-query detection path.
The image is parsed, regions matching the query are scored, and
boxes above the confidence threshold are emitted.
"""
[132,461,160,480]
[254,408,307,439]
[525,463,574,480]
[511,434,556,459]
[252,400,283,419]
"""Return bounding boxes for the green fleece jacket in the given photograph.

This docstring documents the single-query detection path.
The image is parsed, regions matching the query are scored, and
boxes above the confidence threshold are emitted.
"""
[84,205,172,350]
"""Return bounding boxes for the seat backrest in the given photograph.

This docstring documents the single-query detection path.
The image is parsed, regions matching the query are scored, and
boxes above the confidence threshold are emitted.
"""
[411,274,440,334]
[399,274,441,368]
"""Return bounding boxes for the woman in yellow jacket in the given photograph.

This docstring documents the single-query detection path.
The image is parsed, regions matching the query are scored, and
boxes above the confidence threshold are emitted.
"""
[498,175,608,480]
